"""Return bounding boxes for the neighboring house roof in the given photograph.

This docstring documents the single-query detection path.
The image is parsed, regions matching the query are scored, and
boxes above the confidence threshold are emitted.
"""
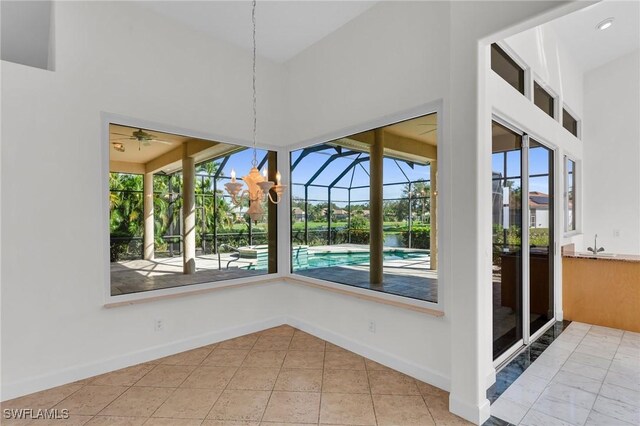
[529,191,549,209]
[292,207,305,215]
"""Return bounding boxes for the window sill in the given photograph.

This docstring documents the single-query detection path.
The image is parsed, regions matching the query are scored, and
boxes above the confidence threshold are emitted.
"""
[104,274,284,308]
[563,230,581,238]
[283,275,444,317]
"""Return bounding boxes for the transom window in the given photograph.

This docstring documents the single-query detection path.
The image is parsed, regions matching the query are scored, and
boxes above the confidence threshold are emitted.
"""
[491,43,525,94]
[563,108,579,138]
[534,82,555,118]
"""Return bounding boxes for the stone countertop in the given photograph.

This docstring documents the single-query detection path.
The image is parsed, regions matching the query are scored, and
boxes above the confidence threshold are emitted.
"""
[562,250,640,263]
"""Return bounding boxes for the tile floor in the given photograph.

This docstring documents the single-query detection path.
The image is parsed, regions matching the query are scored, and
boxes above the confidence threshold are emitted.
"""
[1,325,471,425]
[490,322,640,426]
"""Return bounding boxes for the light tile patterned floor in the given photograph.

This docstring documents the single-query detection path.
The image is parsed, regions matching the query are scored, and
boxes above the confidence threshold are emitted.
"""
[491,322,640,426]
[1,325,471,425]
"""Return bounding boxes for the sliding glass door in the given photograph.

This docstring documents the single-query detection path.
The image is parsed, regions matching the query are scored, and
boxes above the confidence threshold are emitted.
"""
[491,121,556,361]
[492,122,524,359]
[528,140,554,336]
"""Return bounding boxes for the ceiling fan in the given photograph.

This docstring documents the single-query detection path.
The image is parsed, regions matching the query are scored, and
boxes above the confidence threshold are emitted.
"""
[111,128,173,152]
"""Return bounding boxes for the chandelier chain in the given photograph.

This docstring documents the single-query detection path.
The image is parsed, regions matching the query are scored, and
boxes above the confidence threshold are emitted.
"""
[251,0,258,167]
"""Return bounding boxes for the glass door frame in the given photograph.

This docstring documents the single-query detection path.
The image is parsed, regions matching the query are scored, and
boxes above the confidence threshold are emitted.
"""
[492,116,558,365]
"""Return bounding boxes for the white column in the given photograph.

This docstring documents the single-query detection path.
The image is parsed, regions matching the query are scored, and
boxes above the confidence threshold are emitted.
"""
[143,172,154,260]
[182,148,196,275]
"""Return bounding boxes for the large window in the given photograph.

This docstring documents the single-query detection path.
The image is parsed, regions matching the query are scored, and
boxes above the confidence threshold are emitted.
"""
[290,113,439,303]
[533,82,555,118]
[491,43,525,94]
[565,157,576,232]
[109,124,277,296]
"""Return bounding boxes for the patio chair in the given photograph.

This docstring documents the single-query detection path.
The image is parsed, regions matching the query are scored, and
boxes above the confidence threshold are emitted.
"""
[217,243,241,270]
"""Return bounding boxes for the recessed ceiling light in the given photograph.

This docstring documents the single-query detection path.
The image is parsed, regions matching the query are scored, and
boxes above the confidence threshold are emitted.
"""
[596,18,614,31]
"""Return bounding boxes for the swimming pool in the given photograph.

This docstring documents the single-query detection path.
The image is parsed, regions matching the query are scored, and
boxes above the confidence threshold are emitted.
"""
[293,250,428,270]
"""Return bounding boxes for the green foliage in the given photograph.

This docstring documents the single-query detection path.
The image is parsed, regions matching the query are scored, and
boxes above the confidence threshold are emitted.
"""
[349,215,368,230]
[400,225,431,249]
[109,160,265,261]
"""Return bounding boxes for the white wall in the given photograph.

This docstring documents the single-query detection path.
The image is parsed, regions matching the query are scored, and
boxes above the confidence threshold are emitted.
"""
[583,50,640,255]
[504,25,584,120]
[0,1,287,400]
[285,1,451,146]
[1,0,53,70]
[283,0,453,385]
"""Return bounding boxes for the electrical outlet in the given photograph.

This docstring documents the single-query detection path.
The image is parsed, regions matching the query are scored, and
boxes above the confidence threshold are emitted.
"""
[613,229,620,238]
[368,320,376,333]
[154,318,164,332]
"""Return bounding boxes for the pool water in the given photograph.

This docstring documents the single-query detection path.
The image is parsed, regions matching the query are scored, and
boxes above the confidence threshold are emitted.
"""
[293,250,427,270]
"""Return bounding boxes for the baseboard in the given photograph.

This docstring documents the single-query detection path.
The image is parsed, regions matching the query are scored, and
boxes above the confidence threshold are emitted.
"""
[4,314,453,402]
[450,394,491,425]
[485,368,497,389]
[285,315,451,391]
[1,315,286,401]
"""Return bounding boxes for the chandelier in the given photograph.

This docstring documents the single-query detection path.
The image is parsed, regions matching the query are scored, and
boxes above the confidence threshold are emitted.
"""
[224,0,285,223]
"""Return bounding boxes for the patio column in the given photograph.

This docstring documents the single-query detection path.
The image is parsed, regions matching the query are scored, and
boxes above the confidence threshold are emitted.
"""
[430,160,438,270]
[143,172,155,260]
[370,129,384,285]
[182,148,196,274]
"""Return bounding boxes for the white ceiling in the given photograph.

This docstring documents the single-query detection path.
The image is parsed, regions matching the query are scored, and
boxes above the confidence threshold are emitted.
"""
[137,1,378,63]
[548,0,640,72]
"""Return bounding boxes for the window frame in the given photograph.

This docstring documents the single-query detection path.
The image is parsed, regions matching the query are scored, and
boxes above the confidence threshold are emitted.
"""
[101,112,284,306]
[491,42,529,97]
[284,102,444,314]
[562,106,581,139]
[533,79,558,120]
[564,155,579,235]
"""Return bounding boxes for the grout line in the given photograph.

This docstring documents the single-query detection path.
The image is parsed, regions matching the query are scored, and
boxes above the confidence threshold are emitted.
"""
[364,353,379,426]
[203,329,261,422]
[317,331,327,425]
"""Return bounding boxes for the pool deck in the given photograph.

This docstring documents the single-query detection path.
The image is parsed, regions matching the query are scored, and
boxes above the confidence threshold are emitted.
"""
[306,243,429,255]
[111,244,437,301]
[110,254,264,295]
[295,244,438,302]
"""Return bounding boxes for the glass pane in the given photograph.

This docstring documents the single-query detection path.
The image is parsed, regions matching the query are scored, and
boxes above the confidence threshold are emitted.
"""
[567,159,576,231]
[491,44,525,94]
[492,121,523,359]
[563,109,578,137]
[534,82,555,118]
[109,123,276,296]
[290,113,438,303]
[529,140,554,335]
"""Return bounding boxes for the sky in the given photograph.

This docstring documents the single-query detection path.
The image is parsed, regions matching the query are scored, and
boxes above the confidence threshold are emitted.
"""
[200,142,551,207]
[492,145,552,194]
[289,147,431,205]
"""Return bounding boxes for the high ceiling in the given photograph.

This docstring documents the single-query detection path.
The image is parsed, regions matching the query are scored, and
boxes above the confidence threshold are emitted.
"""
[136,1,378,63]
[548,0,640,72]
[138,1,637,70]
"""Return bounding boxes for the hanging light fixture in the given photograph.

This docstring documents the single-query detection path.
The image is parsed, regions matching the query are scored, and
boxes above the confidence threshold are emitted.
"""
[225,0,286,223]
